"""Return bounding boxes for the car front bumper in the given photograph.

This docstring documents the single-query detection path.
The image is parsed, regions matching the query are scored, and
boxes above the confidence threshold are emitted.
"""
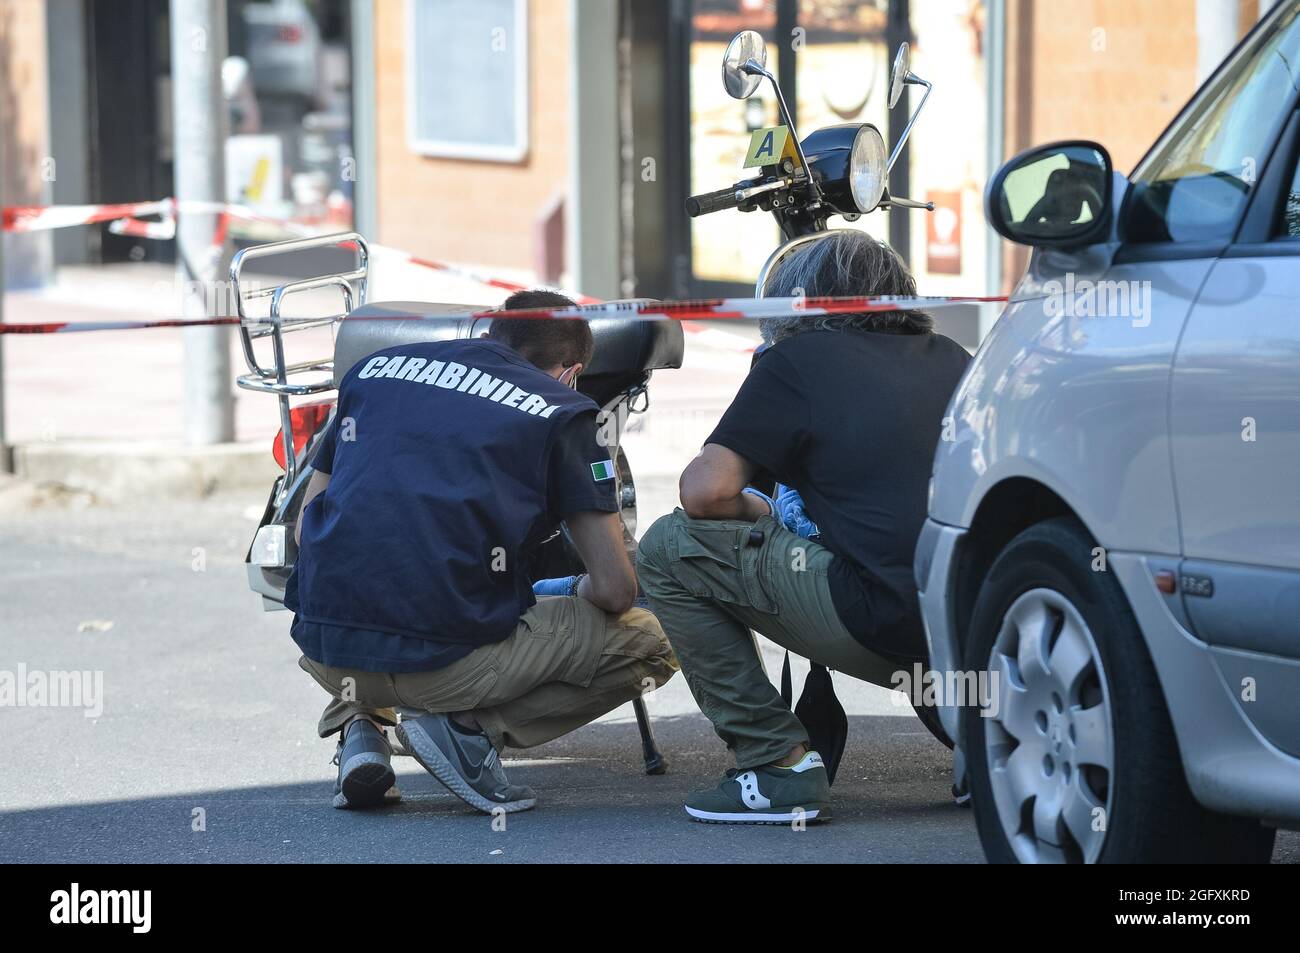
[914,517,967,745]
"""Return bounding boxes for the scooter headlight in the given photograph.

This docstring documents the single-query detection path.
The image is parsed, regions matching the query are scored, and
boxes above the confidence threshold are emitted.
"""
[849,124,887,213]
[802,123,889,218]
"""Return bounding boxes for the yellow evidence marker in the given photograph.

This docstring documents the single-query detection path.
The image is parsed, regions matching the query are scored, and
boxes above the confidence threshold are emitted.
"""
[743,126,801,170]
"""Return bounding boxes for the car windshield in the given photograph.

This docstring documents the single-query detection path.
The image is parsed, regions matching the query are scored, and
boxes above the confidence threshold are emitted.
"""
[1125,3,1300,243]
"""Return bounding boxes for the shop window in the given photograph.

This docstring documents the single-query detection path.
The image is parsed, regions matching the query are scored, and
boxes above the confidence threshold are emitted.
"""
[407,0,529,162]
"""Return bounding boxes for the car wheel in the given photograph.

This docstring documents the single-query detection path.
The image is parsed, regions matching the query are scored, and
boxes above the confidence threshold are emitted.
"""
[963,517,1275,864]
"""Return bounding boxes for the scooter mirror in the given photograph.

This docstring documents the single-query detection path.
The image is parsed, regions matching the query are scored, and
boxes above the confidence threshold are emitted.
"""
[722,30,767,100]
[888,42,910,109]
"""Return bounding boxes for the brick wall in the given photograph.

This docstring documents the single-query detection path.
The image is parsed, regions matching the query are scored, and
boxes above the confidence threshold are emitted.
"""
[999,0,1259,289]
[372,0,571,277]
[1005,0,1205,174]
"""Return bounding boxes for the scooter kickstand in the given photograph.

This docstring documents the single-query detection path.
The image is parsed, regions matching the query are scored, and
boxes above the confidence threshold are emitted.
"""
[632,696,667,775]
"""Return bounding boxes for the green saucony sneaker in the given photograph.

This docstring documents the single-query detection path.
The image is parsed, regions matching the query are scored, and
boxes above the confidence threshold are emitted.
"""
[684,751,831,824]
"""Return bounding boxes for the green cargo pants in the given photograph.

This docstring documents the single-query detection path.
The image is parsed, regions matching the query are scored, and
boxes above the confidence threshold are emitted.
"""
[637,508,899,769]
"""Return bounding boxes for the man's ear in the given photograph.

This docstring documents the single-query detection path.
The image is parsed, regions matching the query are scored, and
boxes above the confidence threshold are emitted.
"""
[558,363,584,388]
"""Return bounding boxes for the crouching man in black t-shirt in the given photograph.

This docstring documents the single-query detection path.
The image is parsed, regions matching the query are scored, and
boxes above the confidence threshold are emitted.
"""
[637,231,970,824]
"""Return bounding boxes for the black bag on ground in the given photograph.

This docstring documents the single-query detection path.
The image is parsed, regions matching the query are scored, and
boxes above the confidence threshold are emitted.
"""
[781,652,848,786]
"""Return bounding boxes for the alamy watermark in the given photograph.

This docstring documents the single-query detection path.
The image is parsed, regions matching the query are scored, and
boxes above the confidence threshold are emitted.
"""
[0,665,104,718]
[50,884,150,933]
[1043,273,1152,328]
[890,663,1000,718]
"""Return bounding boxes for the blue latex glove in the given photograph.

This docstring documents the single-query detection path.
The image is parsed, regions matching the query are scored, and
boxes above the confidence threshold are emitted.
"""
[741,486,778,518]
[775,484,820,539]
[532,576,578,597]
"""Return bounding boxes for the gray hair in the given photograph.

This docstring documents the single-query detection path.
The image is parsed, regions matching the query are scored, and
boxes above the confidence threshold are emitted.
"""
[758,230,933,345]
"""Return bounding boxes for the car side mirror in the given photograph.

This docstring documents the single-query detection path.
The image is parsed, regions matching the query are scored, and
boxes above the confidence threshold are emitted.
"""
[986,140,1113,247]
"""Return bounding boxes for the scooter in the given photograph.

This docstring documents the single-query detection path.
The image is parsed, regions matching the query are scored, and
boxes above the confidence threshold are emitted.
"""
[230,234,683,774]
[688,32,953,754]
[690,31,935,295]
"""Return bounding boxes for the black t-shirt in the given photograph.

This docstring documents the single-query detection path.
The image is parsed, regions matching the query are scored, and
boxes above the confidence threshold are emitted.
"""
[706,328,970,659]
[287,339,618,673]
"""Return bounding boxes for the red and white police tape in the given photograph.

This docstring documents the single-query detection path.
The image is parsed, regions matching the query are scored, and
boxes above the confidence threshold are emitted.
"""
[1,199,1007,336]
[0,295,1007,335]
[3,198,598,304]
[3,200,175,235]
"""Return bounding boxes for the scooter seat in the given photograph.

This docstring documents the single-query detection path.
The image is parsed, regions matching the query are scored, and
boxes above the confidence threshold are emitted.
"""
[334,300,684,405]
[582,308,686,379]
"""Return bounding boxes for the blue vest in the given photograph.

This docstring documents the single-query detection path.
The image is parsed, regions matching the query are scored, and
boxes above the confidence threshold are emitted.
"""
[287,338,597,651]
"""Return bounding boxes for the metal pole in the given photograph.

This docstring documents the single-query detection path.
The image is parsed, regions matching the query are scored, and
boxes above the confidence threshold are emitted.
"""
[886,0,912,266]
[568,0,622,301]
[983,0,1006,338]
[350,0,377,239]
[171,0,234,445]
[0,82,9,473]
[0,141,8,473]
[1195,0,1238,85]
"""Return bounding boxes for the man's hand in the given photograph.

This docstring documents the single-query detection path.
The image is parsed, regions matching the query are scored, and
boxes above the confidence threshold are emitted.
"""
[564,510,638,614]
[742,486,778,517]
[679,444,769,521]
[775,484,820,539]
[296,469,331,546]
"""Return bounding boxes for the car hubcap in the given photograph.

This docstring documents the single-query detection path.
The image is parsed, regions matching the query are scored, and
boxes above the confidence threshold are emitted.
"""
[984,588,1113,863]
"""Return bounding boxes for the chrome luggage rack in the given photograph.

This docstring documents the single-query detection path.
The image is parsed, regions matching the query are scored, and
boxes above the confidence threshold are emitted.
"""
[229,232,370,484]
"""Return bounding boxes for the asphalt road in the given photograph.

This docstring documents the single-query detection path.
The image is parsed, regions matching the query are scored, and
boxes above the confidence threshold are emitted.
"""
[2,481,1295,864]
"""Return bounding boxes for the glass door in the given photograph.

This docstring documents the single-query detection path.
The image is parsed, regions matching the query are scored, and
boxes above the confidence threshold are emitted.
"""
[687,0,785,292]
[683,0,895,296]
[793,0,891,250]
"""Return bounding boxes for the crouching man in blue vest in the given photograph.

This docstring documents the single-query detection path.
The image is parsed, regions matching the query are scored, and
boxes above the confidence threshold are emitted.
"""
[286,291,678,814]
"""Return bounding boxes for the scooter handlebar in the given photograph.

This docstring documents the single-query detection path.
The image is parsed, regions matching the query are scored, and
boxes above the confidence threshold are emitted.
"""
[685,186,742,217]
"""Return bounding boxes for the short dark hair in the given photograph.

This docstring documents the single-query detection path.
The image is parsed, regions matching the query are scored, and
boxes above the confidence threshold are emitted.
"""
[488,290,594,370]
[760,230,933,344]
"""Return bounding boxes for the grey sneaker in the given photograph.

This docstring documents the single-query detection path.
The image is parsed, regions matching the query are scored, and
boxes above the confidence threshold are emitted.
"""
[396,713,536,814]
[332,718,400,810]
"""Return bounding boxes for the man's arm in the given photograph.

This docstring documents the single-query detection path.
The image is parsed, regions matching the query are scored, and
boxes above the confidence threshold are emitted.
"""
[681,347,806,521]
[294,412,339,546]
[679,443,772,521]
[564,510,639,615]
[295,469,330,546]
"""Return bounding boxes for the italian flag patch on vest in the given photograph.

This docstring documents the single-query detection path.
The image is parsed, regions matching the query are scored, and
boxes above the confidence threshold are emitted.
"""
[590,459,615,482]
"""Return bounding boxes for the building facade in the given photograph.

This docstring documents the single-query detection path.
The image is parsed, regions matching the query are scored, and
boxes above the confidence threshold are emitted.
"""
[2,0,1284,312]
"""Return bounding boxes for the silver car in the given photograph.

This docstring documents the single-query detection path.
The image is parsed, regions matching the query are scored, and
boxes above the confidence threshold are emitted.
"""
[916,1,1300,863]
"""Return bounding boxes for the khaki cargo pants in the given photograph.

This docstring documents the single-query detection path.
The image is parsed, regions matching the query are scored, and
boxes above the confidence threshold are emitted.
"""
[637,509,899,769]
[300,597,677,752]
